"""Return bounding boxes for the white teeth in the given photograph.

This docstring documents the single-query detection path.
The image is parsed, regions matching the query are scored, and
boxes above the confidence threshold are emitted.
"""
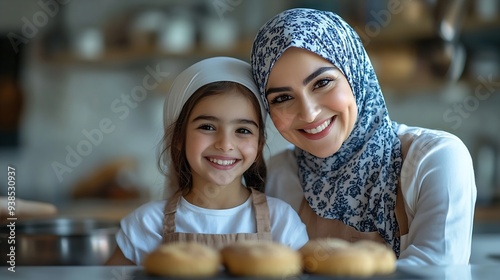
[209,158,236,166]
[304,119,332,134]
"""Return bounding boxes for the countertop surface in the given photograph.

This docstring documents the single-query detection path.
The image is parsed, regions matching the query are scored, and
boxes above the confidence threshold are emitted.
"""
[54,200,500,222]
[53,199,147,221]
[2,265,500,280]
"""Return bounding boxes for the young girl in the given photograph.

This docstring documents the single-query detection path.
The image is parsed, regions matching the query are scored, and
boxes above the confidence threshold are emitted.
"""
[106,57,308,265]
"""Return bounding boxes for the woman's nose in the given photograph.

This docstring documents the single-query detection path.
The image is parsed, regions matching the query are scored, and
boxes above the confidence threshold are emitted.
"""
[215,133,234,152]
[298,95,321,123]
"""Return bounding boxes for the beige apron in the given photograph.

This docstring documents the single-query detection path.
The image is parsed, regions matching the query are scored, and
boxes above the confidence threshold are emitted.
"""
[298,134,413,244]
[162,188,273,250]
[298,182,408,243]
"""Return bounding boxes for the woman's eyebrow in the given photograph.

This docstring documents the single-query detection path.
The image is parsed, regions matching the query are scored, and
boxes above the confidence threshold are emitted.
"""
[303,67,336,85]
[266,66,336,96]
[266,86,291,96]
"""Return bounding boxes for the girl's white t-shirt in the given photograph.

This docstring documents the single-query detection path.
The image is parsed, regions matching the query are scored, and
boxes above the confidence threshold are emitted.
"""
[116,195,309,265]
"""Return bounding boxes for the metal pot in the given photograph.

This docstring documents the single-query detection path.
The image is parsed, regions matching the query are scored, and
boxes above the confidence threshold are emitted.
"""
[0,218,119,266]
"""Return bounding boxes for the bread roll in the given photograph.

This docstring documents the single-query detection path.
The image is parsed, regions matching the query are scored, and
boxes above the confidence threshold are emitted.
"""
[352,239,397,274]
[221,240,302,277]
[300,238,376,277]
[143,242,221,277]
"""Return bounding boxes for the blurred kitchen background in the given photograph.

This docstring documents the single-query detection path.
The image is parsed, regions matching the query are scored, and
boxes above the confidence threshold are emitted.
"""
[0,0,499,248]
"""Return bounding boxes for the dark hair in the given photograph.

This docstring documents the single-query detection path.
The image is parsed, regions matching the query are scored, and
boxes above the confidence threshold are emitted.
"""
[158,81,266,195]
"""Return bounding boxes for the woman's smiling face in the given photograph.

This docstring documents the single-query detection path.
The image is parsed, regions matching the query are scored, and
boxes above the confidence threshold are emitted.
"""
[265,47,358,158]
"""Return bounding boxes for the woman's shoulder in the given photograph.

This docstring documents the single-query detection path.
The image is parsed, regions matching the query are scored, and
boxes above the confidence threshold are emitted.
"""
[396,123,461,141]
[396,124,476,216]
[264,146,304,211]
[397,124,473,173]
[267,145,296,166]
[267,145,299,176]
[396,123,468,154]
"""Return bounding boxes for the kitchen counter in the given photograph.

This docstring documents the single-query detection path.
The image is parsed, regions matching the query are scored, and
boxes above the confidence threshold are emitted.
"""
[54,199,500,223]
[2,265,500,280]
[55,199,148,221]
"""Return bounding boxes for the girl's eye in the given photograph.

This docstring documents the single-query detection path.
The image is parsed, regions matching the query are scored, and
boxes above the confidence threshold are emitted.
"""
[269,94,293,104]
[236,128,252,135]
[198,124,215,131]
[313,78,333,89]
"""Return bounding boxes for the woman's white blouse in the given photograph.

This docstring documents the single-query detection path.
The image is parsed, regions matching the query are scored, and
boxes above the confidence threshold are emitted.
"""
[265,124,477,266]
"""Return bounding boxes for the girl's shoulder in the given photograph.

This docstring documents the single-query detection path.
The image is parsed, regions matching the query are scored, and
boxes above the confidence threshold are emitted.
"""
[262,192,297,214]
[125,200,166,221]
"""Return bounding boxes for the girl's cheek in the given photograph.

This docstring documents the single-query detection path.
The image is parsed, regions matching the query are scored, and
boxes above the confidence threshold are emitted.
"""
[240,139,259,152]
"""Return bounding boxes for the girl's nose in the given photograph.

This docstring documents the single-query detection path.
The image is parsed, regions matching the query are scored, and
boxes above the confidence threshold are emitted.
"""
[298,95,321,123]
[215,133,234,152]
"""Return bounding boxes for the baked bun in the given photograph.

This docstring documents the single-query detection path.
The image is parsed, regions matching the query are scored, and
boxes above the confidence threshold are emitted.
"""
[351,240,397,274]
[143,242,221,277]
[221,240,302,277]
[300,238,375,277]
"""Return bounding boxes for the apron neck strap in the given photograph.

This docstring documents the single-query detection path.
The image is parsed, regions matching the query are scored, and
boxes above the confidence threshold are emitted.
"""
[249,188,272,233]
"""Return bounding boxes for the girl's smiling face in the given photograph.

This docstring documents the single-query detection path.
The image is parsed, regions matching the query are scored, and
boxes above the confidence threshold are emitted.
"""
[185,90,260,189]
[265,47,358,158]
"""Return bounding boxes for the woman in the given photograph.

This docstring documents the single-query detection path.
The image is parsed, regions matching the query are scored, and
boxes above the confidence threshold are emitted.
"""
[250,8,476,266]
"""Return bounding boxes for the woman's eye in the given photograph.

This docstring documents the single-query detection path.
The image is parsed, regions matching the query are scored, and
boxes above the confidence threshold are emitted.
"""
[269,94,292,104]
[314,78,333,89]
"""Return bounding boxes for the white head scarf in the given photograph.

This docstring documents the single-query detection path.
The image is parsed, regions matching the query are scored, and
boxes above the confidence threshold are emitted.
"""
[164,56,265,130]
[162,57,265,197]
[251,8,403,255]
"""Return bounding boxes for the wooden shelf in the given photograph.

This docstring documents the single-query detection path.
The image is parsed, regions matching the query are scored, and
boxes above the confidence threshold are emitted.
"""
[475,204,500,222]
[463,16,500,32]
[57,199,147,221]
[38,38,253,67]
[351,13,500,47]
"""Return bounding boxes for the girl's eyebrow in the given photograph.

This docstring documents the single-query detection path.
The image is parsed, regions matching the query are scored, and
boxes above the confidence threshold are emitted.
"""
[266,66,336,96]
[192,115,259,127]
[192,115,218,122]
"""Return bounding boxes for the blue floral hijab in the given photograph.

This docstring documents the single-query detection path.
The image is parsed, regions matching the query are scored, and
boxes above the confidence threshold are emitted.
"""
[251,8,403,255]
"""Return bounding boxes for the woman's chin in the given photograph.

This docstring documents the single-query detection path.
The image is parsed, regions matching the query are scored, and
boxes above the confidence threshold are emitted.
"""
[297,144,340,158]
[310,150,337,158]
